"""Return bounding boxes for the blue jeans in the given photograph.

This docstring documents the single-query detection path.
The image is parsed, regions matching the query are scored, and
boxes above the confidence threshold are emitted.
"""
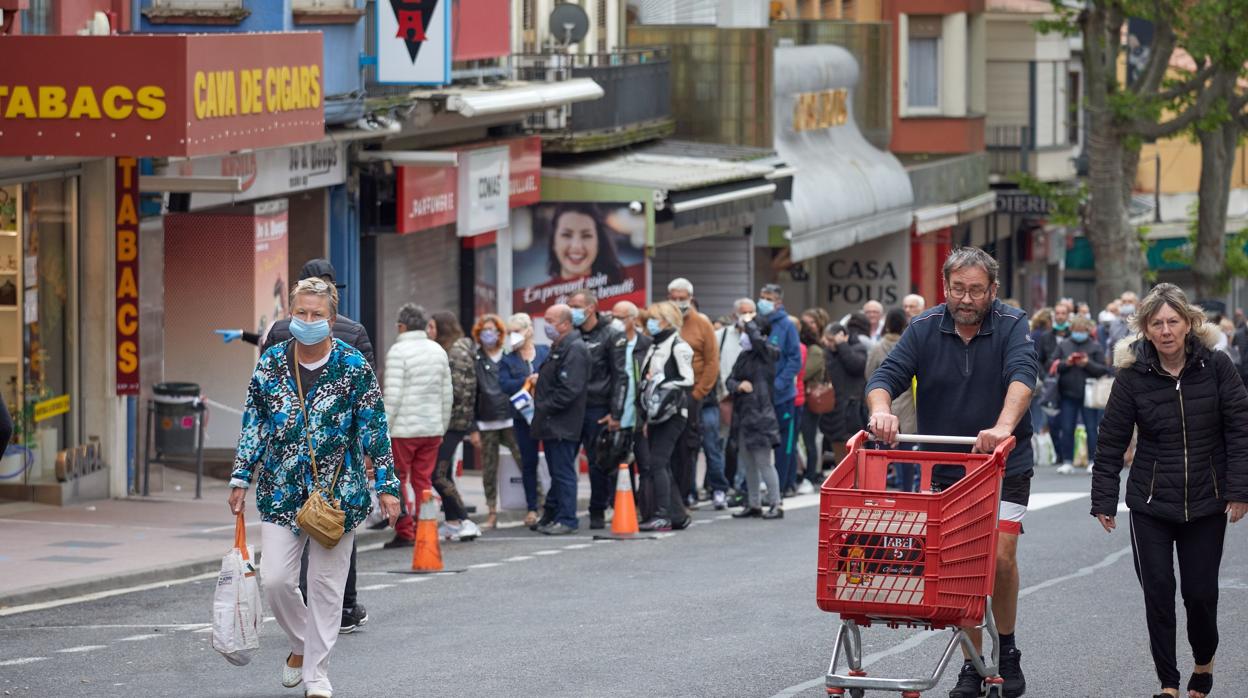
[582,405,612,515]
[541,438,580,528]
[773,399,797,490]
[1057,397,1101,464]
[513,417,541,512]
[700,403,730,493]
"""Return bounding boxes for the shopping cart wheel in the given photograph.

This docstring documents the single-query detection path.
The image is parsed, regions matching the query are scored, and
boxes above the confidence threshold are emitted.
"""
[848,690,864,698]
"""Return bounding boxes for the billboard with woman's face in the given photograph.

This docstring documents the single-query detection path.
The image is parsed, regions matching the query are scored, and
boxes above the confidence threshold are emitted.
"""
[512,202,647,314]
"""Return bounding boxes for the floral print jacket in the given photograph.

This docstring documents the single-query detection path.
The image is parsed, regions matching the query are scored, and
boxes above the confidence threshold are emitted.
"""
[230,339,400,534]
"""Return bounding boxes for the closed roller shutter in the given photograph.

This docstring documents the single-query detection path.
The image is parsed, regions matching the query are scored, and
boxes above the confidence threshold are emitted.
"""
[375,226,460,362]
[650,232,752,321]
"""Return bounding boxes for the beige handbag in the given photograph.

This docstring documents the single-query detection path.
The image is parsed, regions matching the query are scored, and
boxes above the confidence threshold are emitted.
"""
[292,359,346,549]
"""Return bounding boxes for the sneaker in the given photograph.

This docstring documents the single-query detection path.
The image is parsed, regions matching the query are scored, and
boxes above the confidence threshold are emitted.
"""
[727,492,747,508]
[732,507,763,519]
[1056,463,1076,475]
[762,505,784,520]
[339,604,367,634]
[999,647,1025,697]
[672,517,693,530]
[697,489,712,502]
[948,660,985,698]
[352,604,369,627]
[797,480,815,495]
[281,654,302,688]
[712,491,727,510]
[457,519,482,540]
[438,522,461,540]
[589,512,606,530]
[539,522,576,536]
[639,517,672,532]
[382,536,413,549]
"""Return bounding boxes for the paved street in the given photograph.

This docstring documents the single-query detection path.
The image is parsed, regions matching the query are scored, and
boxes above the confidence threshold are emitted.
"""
[2,467,1246,697]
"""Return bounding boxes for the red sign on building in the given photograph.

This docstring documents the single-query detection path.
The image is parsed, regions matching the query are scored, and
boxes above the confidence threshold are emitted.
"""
[0,33,324,158]
[115,157,140,395]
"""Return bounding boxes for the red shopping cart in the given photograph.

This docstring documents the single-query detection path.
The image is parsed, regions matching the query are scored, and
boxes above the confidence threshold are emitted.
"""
[818,431,1016,698]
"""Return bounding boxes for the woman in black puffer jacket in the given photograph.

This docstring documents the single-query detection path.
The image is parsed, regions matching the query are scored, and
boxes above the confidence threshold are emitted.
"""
[1091,283,1248,698]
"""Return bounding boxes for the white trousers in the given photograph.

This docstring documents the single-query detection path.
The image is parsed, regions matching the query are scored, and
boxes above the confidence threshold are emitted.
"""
[260,523,355,694]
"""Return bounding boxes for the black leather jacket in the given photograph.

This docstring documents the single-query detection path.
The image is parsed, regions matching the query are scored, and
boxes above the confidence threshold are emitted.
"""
[579,313,628,420]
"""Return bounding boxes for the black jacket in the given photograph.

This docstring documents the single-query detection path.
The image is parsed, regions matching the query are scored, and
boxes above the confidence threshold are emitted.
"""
[1234,324,1248,384]
[474,349,511,423]
[727,322,781,451]
[821,334,869,440]
[1092,325,1248,522]
[532,332,590,442]
[263,315,376,370]
[580,314,628,419]
[1037,327,1070,372]
[0,394,10,451]
[1054,335,1109,401]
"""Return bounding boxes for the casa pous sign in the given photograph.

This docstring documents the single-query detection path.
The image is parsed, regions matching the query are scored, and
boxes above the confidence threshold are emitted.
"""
[0,33,325,158]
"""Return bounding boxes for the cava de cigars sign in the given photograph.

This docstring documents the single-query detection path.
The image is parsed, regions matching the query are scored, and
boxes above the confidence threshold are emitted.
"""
[0,33,324,158]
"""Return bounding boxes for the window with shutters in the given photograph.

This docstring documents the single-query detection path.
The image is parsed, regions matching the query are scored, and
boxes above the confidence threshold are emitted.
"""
[905,16,941,113]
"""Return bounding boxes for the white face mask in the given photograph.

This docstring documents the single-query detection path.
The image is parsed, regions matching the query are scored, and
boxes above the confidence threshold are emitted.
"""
[508,332,526,350]
[610,318,626,333]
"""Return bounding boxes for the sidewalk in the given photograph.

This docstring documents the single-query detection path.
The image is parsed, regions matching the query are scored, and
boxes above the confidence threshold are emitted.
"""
[0,467,591,610]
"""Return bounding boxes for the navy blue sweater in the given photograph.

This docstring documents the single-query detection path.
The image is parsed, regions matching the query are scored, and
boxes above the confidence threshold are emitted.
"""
[865,299,1038,477]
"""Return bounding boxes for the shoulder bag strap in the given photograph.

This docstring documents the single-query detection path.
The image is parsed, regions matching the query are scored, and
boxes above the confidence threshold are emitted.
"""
[293,352,343,495]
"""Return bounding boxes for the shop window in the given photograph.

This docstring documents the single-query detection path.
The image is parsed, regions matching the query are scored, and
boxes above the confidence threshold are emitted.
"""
[18,0,51,35]
[906,16,942,113]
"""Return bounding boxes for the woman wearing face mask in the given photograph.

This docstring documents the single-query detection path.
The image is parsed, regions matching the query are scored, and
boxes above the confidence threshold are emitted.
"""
[430,311,479,538]
[499,313,550,528]
[470,314,526,529]
[1054,315,1109,470]
[637,302,696,531]
[228,279,401,698]
[728,305,784,519]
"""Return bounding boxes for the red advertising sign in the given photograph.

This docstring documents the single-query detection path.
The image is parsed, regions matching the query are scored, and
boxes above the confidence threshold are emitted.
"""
[0,33,324,158]
[395,136,541,235]
[115,157,140,396]
[452,0,510,61]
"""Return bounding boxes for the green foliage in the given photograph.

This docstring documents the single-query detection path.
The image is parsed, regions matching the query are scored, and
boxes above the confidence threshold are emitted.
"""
[1014,173,1087,228]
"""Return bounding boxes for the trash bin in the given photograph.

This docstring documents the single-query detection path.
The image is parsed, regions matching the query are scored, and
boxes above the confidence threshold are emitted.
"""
[152,382,203,455]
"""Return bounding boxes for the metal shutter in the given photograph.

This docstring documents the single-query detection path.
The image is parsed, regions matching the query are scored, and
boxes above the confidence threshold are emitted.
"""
[375,226,460,359]
[650,232,752,321]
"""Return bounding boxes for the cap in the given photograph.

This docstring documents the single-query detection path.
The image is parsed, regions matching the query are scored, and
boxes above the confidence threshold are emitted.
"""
[299,258,345,289]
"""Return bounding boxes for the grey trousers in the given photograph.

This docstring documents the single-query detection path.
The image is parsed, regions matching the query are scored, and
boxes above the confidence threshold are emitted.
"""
[741,446,780,509]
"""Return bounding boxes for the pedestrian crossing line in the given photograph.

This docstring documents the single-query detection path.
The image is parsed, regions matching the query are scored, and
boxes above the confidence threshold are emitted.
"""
[117,634,160,642]
[532,550,562,556]
[396,577,430,584]
[715,515,732,520]
[0,657,48,666]
[561,544,593,550]
[357,584,395,591]
[505,555,535,562]
[56,645,109,654]
[468,563,502,569]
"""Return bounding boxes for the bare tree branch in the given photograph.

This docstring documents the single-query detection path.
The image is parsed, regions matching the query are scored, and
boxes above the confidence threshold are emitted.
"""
[1131,4,1178,96]
[1155,63,1217,102]
[1134,70,1235,139]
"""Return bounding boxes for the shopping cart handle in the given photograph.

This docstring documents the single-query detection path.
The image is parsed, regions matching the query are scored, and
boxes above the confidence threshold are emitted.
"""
[890,434,980,446]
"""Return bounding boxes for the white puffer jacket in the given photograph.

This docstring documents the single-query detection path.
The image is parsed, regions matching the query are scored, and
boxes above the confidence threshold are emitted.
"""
[383,331,453,438]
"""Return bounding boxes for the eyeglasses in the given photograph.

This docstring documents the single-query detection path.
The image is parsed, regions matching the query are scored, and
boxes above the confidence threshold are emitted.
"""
[946,284,992,301]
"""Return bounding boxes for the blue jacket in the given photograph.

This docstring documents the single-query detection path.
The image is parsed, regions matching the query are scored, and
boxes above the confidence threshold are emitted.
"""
[865,300,1038,477]
[499,345,550,420]
[765,307,802,405]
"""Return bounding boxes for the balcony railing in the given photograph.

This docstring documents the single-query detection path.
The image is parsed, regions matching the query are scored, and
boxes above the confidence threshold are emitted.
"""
[987,125,1032,178]
[515,47,674,153]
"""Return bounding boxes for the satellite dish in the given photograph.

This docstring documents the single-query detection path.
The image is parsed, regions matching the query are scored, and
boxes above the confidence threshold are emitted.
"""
[549,3,589,46]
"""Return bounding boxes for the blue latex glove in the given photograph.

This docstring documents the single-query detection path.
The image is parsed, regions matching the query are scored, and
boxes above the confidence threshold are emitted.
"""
[215,329,243,344]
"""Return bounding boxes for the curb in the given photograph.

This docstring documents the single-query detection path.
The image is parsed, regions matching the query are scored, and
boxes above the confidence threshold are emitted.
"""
[0,497,591,611]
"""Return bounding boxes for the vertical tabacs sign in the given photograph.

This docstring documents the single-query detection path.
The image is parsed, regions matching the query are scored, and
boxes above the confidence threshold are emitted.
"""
[377,0,451,85]
[115,157,140,396]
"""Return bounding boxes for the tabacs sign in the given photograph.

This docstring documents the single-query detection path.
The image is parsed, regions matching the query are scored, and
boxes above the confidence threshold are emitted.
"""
[377,0,451,85]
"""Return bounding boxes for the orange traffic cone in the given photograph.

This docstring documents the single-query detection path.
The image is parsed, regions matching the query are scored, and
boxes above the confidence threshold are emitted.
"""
[611,462,639,535]
[411,490,443,572]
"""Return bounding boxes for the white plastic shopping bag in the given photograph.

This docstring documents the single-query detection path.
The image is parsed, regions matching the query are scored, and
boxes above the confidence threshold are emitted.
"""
[212,513,262,666]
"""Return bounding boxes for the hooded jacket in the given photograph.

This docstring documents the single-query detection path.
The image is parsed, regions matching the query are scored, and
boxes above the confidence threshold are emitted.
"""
[1091,323,1248,522]
[727,321,781,451]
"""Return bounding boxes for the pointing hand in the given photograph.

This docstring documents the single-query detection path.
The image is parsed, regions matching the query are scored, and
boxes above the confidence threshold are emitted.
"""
[215,329,244,344]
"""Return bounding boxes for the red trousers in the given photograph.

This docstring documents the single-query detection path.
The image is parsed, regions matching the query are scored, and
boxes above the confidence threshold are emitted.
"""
[393,436,442,541]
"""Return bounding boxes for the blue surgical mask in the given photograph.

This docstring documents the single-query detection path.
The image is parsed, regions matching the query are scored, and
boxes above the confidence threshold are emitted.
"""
[646,318,662,335]
[480,329,499,347]
[571,308,588,327]
[739,333,752,351]
[290,317,331,346]
[544,323,560,341]
[757,299,775,316]
[1054,321,1070,332]
[1071,331,1089,343]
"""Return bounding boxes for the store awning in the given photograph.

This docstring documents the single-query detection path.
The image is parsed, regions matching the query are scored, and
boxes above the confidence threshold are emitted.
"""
[915,191,998,234]
[443,79,605,117]
[773,45,915,262]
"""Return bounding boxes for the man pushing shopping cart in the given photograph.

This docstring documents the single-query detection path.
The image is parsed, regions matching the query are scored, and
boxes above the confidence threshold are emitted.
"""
[856,247,1037,698]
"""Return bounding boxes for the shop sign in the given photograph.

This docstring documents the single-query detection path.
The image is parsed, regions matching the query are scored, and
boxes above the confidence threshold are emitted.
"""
[377,0,451,86]
[158,140,347,210]
[116,156,140,396]
[996,192,1052,215]
[34,394,70,423]
[792,88,850,132]
[820,231,910,319]
[507,136,542,207]
[0,34,324,158]
[458,146,510,237]
[397,165,457,234]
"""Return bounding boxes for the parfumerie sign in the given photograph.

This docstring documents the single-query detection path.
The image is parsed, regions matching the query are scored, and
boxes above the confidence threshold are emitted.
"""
[0,34,324,158]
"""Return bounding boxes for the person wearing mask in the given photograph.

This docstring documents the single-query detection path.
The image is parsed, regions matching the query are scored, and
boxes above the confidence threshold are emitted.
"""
[532,305,590,535]
[422,311,479,543]
[902,294,926,321]
[612,302,653,504]
[1054,315,1108,472]
[228,279,400,698]
[666,279,726,508]
[1077,302,1092,321]
[1039,303,1073,372]
[498,313,549,529]
[564,290,628,530]
[758,284,801,499]
[1092,283,1248,698]
[796,309,827,494]
[820,322,868,466]
[1106,291,1139,350]
[638,301,696,531]
[471,314,525,530]
[862,300,885,342]
[726,300,784,519]
[866,309,918,492]
[383,304,479,546]
[718,299,751,503]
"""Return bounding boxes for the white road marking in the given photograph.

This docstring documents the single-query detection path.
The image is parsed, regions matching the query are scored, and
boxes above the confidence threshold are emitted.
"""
[505,556,535,562]
[356,584,395,591]
[468,563,502,569]
[561,544,592,550]
[56,645,109,654]
[1118,502,1130,513]
[532,550,562,556]
[0,657,49,666]
[117,634,161,642]
[0,623,208,632]
[1027,492,1088,511]
[0,572,218,618]
[396,577,430,584]
[715,515,732,520]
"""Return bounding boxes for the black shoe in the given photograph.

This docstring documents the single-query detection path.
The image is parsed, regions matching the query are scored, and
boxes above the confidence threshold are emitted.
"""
[539,522,576,536]
[534,513,554,531]
[672,517,693,530]
[639,517,672,531]
[949,661,985,698]
[999,648,1025,697]
[366,519,389,530]
[589,512,606,530]
[727,493,746,508]
[339,604,368,634]
[382,536,413,549]
[732,507,763,519]
[762,505,784,520]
